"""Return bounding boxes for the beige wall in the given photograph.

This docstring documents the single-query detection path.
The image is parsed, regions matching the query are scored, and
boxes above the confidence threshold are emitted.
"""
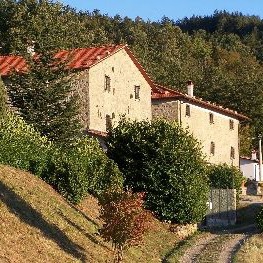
[152,99,240,166]
[180,102,239,166]
[88,49,152,132]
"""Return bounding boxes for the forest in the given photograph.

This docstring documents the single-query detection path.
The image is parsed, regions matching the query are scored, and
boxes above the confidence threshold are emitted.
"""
[1,1,263,154]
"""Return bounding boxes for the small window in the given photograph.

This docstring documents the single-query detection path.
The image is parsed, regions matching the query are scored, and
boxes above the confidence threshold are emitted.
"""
[186,104,190,116]
[210,142,215,155]
[209,113,214,124]
[104,75,111,91]
[112,112,115,119]
[134,85,140,99]
[230,147,235,159]
[230,119,234,130]
[106,114,112,131]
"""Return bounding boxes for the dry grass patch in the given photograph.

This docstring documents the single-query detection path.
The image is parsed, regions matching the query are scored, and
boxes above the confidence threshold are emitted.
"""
[0,165,181,263]
[234,234,263,263]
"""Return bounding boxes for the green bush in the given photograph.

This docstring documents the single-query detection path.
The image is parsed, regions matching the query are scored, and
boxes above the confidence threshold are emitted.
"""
[0,77,7,116]
[256,207,263,231]
[208,163,244,190]
[42,138,123,203]
[0,112,51,175]
[107,119,209,224]
[0,112,123,204]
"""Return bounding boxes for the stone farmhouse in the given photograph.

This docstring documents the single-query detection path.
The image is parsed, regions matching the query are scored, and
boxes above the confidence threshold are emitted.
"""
[0,45,153,135]
[152,82,249,166]
[0,44,249,166]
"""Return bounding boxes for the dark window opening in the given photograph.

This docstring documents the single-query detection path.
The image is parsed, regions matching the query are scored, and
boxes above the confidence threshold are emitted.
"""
[186,104,190,116]
[210,142,215,155]
[230,147,235,159]
[230,119,234,130]
[209,113,214,124]
[105,75,111,91]
[134,85,140,99]
[106,114,112,131]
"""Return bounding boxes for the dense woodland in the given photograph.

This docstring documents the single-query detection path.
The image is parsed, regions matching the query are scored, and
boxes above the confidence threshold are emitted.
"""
[1,1,263,154]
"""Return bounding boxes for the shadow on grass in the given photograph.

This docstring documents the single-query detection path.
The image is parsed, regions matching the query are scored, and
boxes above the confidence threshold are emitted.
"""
[58,211,111,251]
[69,203,99,228]
[0,181,87,262]
[161,233,198,263]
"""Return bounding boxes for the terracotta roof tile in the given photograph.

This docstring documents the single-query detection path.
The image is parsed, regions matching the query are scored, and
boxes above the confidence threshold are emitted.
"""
[0,55,27,76]
[0,45,126,76]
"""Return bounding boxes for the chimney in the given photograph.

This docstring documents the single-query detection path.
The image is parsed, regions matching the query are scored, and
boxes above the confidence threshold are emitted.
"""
[251,150,257,160]
[187,80,194,97]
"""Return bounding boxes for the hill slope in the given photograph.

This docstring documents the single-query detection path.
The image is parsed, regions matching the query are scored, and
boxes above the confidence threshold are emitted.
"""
[0,165,180,262]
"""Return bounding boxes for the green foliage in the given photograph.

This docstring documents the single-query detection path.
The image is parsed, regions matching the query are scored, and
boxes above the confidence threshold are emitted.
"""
[2,2,263,152]
[0,77,7,116]
[99,190,153,263]
[42,137,123,204]
[256,207,263,232]
[0,112,122,204]
[7,53,82,147]
[0,112,51,175]
[107,119,209,224]
[208,163,244,190]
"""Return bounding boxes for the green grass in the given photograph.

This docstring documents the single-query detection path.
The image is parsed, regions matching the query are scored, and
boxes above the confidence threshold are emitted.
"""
[0,165,182,263]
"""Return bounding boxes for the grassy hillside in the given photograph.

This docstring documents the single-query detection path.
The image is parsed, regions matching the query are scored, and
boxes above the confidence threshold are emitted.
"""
[0,165,180,263]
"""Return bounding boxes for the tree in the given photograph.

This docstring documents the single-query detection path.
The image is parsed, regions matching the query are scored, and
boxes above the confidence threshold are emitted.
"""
[0,77,7,116]
[207,163,244,190]
[99,190,153,263]
[0,0,94,55]
[6,53,82,146]
[107,119,209,224]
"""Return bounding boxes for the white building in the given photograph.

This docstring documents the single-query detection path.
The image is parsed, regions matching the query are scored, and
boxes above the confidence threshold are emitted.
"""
[240,155,259,181]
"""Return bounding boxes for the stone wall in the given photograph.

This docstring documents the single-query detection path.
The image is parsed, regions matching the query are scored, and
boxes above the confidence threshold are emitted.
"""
[71,71,90,130]
[152,100,179,122]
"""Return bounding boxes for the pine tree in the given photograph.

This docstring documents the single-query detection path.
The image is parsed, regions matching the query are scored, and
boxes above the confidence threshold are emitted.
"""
[7,52,82,146]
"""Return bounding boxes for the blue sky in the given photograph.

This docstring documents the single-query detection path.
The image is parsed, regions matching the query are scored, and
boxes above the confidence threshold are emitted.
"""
[60,0,263,21]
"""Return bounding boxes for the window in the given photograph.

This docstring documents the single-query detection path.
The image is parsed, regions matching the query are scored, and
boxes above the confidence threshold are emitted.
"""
[104,75,111,91]
[134,85,140,99]
[106,114,112,131]
[229,119,234,130]
[186,104,190,116]
[210,142,215,155]
[230,147,235,159]
[209,113,214,124]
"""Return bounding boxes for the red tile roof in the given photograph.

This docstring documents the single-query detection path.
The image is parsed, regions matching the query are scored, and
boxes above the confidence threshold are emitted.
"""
[152,83,250,121]
[54,45,125,70]
[0,55,27,76]
[0,45,155,89]
[0,45,249,121]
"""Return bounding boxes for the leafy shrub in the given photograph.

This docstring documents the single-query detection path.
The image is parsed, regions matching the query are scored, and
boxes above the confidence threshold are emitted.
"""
[99,190,153,262]
[0,77,7,116]
[107,119,209,224]
[0,112,123,204]
[42,138,123,203]
[0,112,51,175]
[256,207,263,231]
[208,163,244,190]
